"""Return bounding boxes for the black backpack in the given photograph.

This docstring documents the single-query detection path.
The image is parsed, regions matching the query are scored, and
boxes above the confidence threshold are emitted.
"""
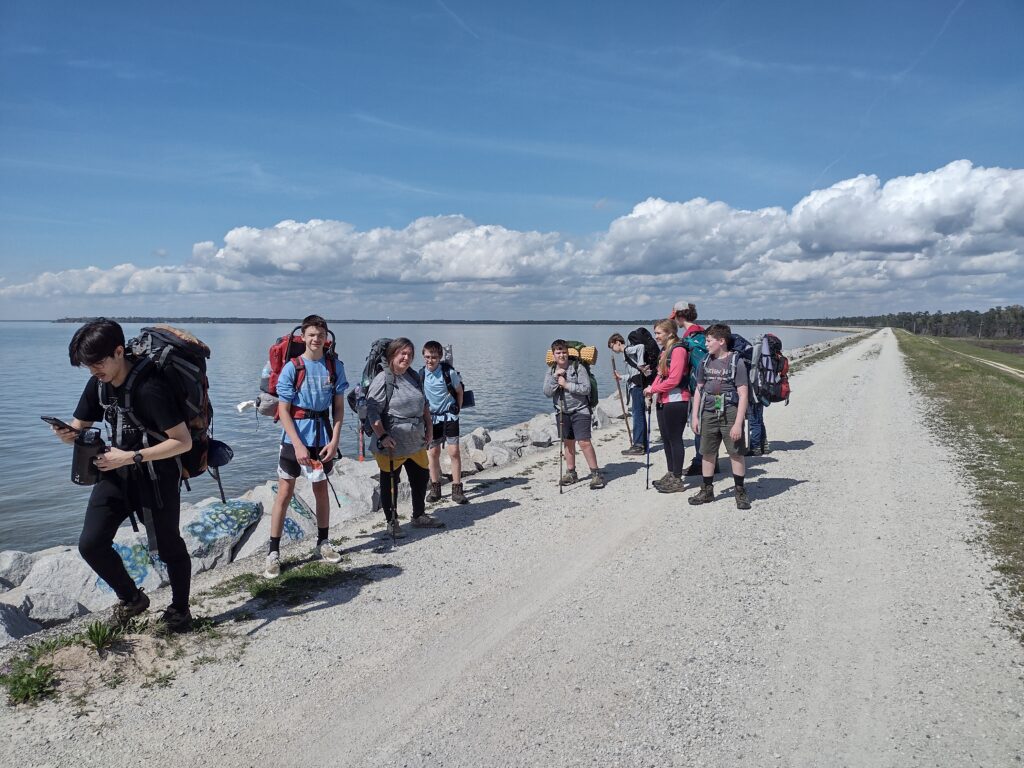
[627,327,660,386]
[418,360,472,415]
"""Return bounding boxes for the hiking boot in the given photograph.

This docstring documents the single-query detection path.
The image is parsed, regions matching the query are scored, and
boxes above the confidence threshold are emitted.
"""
[426,481,443,503]
[589,471,606,490]
[111,589,150,626]
[451,482,469,504]
[735,486,751,510]
[156,606,193,634]
[761,441,771,454]
[317,540,343,563]
[684,460,703,477]
[411,513,445,529]
[656,475,685,493]
[745,446,763,457]
[559,469,579,486]
[651,472,673,490]
[621,444,645,456]
[387,519,406,538]
[688,484,715,506]
[263,551,281,578]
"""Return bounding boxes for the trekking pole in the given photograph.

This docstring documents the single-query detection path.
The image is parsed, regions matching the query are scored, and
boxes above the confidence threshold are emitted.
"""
[557,394,565,495]
[645,397,652,490]
[388,450,397,544]
[358,430,365,461]
[611,357,631,444]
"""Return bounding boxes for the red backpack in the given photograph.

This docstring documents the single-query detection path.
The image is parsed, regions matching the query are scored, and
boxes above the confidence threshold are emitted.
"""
[259,326,339,421]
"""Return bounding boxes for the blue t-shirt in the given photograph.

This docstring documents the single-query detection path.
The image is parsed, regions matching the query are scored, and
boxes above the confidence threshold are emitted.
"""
[422,364,462,424]
[277,355,348,446]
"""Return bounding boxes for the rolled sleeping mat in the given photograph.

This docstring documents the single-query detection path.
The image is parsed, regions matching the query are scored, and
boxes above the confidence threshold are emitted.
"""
[545,345,598,367]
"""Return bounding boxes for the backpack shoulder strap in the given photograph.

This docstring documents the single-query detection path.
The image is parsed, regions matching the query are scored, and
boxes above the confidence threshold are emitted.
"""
[440,362,458,398]
[324,352,337,387]
[291,356,307,393]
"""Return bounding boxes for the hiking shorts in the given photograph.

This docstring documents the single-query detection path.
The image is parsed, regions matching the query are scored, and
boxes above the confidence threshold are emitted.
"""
[699,405,746,458]
[278,442,336,480]
[430,419,460,448]
[556,409,592,442]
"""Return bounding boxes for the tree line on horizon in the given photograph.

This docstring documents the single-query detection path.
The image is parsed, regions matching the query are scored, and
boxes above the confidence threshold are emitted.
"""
[53,304,1024,338]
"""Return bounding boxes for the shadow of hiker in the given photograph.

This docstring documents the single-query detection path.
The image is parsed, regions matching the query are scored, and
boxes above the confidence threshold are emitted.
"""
[750,476,807,501]
[213,562,403,636]
[765,440,814,452]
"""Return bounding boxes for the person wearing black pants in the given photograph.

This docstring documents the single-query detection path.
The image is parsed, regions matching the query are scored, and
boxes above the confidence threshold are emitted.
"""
[378,459,430,522]
[53,318,194,631]
[645,319,692,493]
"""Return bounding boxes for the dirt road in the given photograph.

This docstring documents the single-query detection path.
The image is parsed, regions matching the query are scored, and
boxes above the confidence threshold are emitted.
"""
[4,329,1022,767]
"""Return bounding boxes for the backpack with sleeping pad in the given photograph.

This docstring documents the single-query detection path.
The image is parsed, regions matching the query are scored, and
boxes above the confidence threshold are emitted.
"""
[751,333,791,405]
[100,325,221,486]
[256,325,341,423]
[545,341,599,410]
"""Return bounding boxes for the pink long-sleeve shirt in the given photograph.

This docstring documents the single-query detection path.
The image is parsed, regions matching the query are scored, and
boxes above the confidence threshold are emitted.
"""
[649,344,689,404]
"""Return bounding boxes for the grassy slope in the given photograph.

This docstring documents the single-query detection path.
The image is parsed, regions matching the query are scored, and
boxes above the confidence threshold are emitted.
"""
[896,330,1024,639]
[933,337,1024,371]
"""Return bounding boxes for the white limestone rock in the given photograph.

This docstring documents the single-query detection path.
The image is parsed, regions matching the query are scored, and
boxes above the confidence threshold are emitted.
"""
[234,482,316,562]
[0,550,35,589]
[180,497,263,575]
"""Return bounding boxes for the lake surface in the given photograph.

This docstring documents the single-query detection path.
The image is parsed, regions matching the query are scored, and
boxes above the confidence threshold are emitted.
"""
[0,321,848,552]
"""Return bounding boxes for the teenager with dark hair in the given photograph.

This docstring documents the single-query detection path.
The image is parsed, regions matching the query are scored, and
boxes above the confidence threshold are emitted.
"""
[672,300,707,476]
[54,318,194,631]
[544,339,605,489]
[421,340,468,505]
[263,314,348,578]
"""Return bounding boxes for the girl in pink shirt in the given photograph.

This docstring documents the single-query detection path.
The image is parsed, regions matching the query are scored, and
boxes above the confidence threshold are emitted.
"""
[644,319,690,492]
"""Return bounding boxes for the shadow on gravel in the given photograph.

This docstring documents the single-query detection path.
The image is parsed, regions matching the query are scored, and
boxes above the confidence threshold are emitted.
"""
[466,476,528,500]
[751,476,807,500]
[210,563,403,636]
[417,497,521,534]
[764,440,814,452]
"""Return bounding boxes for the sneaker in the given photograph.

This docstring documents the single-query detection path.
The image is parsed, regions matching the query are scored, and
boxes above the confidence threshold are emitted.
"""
[111,589,150,626]
[735,486,751,510]
[656,475,685,493]
[589,471,606,490]
[387,519,406,538]
[411,513,445,528]
[451,482,469,504]
[621,444,645,456]
[559,469,579,486]
[426,481,442,503]
[688,484,715,506]
[263,551,281,578]
[317,540,343,563]
[156,606,193,634]
[684,461,703,477]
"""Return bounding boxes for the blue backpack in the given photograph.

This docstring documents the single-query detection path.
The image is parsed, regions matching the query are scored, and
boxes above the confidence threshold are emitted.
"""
[679,332,709,393]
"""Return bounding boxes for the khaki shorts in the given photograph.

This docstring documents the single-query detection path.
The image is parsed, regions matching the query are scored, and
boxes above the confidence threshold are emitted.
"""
[699,405,746,458]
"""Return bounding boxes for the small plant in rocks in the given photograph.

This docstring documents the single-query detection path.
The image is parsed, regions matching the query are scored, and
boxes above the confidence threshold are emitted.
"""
[83,620,122,656]
[0,658,58,706]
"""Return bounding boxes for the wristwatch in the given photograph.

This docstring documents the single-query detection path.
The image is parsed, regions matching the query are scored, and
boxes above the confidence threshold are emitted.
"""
[132,452,144,466]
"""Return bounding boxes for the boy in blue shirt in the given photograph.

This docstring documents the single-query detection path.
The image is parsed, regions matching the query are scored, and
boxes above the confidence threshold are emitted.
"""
[263,315,349,578]
[421,340,468,505]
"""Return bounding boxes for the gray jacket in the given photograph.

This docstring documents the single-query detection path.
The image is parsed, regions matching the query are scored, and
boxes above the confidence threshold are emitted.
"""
[365,369,428,458]
[543,362,591,413]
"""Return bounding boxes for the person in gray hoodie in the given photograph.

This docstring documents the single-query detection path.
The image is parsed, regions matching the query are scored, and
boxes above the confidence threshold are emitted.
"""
[366,337,444,536]
[543,339,605,489]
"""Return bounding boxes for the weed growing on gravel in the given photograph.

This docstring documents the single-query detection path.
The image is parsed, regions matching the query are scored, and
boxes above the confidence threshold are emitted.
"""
[0,658,58,706]
[897,330,1024,640]
[27,633,81,661]
[83,620,122,656]
[141,671,175,689]
[206,559,359,605]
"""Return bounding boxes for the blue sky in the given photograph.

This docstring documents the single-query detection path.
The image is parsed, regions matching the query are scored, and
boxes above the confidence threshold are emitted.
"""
[1,0,1022,319]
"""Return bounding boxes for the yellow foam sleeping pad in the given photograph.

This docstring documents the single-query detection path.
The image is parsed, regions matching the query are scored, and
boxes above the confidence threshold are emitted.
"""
[545,343,598,366]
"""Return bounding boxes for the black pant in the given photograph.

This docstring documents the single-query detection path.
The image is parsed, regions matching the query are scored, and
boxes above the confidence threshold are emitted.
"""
[379,458,429,522]
[78,468,191,610]
[656,401,689,476]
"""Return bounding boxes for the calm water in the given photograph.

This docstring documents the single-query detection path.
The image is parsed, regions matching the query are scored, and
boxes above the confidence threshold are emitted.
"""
[0,321,847,552]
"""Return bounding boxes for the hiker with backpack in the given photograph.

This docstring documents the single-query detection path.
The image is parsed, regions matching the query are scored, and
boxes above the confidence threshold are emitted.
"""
[643,319,691,493]
[688,323,752,510]
[748,333,791,455]
[263,315,349,578]
[543,339,605,489]
[366,338,444,535]
[421,340,468,505]
[53,319,195,632]
[671,301,707,477]
[608,330,657,456]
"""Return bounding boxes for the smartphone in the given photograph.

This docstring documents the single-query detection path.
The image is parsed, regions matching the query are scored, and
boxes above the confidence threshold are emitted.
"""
[41,416,81,434]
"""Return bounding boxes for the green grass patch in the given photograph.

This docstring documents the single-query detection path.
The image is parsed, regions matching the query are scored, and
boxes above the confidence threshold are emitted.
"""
[0,658,58,706]
[924,337,1024,372]
[203,559,357,605]
[82,620,122,656]
[896,330,1024,639]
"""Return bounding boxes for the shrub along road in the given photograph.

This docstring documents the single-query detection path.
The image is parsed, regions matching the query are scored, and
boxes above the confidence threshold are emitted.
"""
[2,329,1022,767]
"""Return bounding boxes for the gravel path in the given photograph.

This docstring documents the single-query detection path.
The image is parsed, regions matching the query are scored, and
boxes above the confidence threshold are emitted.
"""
[4,329,1023,767]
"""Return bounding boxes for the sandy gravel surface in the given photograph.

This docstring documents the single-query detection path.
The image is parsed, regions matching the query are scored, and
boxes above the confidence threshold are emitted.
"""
[3,329,1023,767]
